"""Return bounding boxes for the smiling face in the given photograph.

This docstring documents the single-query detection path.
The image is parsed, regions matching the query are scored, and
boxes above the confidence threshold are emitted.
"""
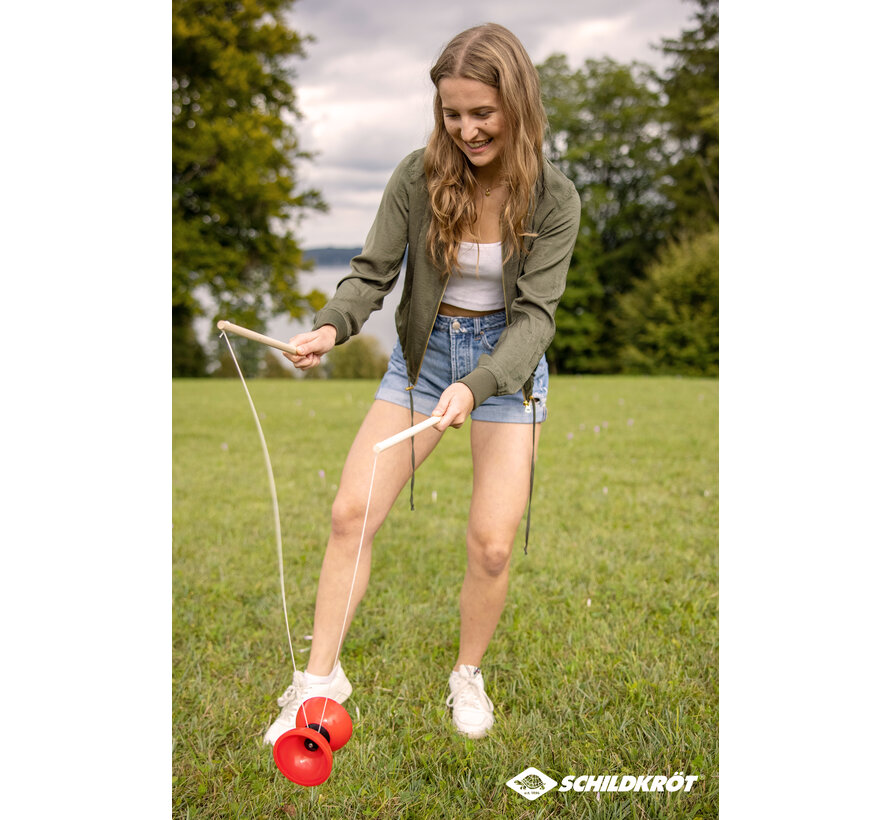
[438,77,506,181]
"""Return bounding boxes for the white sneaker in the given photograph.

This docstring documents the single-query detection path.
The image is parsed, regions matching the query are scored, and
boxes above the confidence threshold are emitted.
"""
[262,664,353,746]
[446,665,494,739]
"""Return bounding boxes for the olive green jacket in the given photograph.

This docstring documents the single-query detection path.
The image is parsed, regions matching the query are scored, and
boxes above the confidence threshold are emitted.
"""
[312,148,581,407]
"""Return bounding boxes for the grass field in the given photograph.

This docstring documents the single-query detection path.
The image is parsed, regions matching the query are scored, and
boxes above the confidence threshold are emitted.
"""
[172,375,718,819]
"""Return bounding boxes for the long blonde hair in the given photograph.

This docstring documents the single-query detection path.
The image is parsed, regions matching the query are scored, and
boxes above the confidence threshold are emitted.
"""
[424,23,547,276]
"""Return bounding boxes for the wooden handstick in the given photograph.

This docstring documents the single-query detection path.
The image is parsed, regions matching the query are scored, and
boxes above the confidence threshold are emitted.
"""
[218,318,444,452]
[373,416,443,454]
[217,320,299,355]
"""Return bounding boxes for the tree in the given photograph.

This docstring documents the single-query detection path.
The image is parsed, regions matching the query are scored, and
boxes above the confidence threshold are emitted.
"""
[657,0,719,235]
[614,228,718,376]
[172,0,327,376]
[212,346,296,378]
[259,348,298,378]
[328,336,389,380]
[537,1,719,373]
[287,336,389,380]
[538,54,670,372]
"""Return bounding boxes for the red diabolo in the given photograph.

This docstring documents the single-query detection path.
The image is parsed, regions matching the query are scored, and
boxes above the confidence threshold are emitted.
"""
[272,697,354,786]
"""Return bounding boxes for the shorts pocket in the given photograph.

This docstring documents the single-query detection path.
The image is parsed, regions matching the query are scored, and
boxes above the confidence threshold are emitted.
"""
[478,328,501,353]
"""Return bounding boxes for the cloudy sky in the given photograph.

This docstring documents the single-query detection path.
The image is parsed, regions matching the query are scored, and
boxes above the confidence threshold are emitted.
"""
[284,0,697,248]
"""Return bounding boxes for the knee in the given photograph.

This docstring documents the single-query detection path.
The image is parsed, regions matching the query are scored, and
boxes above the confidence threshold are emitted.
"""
[330,493,372,541]
[468,533,513,577]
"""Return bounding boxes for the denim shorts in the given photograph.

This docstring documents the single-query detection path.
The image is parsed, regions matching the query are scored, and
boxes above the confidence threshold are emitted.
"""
[374,311,548,423]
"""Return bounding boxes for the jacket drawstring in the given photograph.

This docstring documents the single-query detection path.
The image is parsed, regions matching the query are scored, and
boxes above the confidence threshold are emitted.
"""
[524,398,536,555]
[407,385,416,511]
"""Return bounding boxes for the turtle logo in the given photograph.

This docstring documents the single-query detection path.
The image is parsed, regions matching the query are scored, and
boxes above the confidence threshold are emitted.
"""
[506,766,559,800]
[519,773,546,791]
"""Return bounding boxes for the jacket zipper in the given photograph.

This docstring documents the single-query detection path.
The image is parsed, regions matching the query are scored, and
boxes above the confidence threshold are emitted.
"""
[501,257,532,404]
[410,273,451,389]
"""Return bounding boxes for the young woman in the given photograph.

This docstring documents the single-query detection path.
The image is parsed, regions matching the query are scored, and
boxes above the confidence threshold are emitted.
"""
[264,22,580,743]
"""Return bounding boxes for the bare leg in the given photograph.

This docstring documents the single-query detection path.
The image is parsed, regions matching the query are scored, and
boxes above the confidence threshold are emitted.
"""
[306,400,442,675]
[455,419,541,669]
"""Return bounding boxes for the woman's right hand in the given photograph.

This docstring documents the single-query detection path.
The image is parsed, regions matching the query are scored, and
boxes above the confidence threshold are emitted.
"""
[283,324,338,370]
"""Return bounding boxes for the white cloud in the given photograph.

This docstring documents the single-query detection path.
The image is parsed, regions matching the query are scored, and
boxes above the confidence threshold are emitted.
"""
[535,15,635,65]
[287,0,695,245]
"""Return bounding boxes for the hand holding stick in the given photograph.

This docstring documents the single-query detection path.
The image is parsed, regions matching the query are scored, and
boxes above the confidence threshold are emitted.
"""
[373,416,443,453]
[217,320,298,355]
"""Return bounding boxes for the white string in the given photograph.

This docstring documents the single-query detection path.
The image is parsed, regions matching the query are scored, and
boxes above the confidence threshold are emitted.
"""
[221,328,382,736]
[317,452,378,729]
[220,330,297,674]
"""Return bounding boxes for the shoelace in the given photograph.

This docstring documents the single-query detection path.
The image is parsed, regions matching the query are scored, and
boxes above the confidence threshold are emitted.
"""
[446,677,493,713]
[276,675,307,712]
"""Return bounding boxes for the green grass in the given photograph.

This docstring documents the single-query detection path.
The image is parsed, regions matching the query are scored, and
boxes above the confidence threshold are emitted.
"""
[173,375,718,819]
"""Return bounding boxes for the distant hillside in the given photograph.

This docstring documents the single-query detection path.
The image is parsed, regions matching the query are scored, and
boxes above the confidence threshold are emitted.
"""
[304,247,363,266]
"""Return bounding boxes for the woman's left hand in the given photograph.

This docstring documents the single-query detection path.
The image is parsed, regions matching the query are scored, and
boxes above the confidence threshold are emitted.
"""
[431,383,475,430]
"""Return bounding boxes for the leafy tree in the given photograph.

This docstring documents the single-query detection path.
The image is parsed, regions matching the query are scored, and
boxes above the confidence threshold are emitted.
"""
[259,348,297,378]
[173,0,327,376]
[213,341,294,378]
[658,0,719,234]
[538,2,719,373]
[547,211,606,373]
[212,349,241,378]
[172,303,209,375]
[328,336,389,380]
[615,228,718,376]
[539,54,670,372]
[288,336,388,380]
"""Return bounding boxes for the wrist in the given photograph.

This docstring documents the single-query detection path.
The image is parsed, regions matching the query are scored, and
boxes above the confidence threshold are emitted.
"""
[457,368,497,409]
[312,308,349,344]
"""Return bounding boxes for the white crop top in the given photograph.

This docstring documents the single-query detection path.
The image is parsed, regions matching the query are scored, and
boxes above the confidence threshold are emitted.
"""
[441,242,505,311]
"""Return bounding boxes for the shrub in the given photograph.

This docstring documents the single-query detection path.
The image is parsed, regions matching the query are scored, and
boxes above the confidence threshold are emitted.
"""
[615,229,718,376]
[258,349,297,379]
[328,335,389,379]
